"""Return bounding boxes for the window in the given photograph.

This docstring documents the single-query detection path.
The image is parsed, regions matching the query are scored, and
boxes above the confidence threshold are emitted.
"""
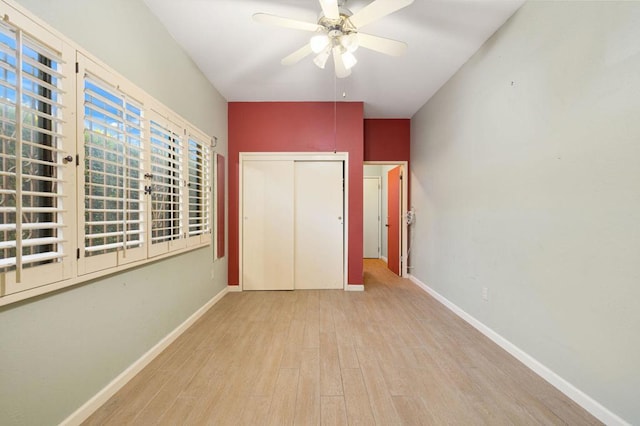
[0,5,215,303]
[148,114,185,256]
[0,19,72,294]
[79,59,146,273]
[187,130,211,245]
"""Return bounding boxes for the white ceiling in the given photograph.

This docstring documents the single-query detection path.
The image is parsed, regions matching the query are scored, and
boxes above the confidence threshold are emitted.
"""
[143,0,524,118]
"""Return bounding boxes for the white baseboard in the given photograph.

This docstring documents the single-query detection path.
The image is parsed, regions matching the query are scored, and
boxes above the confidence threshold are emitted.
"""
[227,285,242,292]
[380,255,388,263]
[60,286,229,426]
[346,284,364,291]
[407,274,628,426]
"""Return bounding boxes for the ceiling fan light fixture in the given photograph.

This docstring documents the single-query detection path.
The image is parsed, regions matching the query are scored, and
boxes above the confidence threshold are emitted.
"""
[332,45,351,78]
[340,33,358,52]
[341,50,357,70]
[313,48,331,69]
[310,34,330,54]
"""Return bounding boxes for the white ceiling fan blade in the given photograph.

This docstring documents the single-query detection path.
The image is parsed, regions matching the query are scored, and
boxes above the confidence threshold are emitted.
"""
[356,33,408,56]
[253,13,323,32]
[348,0,414,29]
[319,0,340,20]
[282,44,313,66]
[332,46,351,78]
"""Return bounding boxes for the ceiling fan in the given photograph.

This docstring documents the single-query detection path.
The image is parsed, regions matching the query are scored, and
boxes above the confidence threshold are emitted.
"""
[253,0,414,78]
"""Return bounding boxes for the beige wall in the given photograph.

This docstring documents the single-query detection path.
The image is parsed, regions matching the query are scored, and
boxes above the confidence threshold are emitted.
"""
[0,1,228,424]
[410,1,640,423]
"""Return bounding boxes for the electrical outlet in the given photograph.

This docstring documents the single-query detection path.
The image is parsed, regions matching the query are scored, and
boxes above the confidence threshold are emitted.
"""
[482,286,489,301]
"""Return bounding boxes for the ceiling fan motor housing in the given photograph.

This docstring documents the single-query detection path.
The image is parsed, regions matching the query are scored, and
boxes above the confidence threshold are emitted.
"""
[319,8,356,42]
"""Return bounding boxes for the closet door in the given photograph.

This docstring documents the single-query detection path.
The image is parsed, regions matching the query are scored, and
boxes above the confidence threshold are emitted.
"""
[242,160,294,290]
[294,161,344,289]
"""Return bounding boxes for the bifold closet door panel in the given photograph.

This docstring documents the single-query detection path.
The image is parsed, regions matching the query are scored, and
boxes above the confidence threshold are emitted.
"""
[242,160,294,290]
[294,161,344,290]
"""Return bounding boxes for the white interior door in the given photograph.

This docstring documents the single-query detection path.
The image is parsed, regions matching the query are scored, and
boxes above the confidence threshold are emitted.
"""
[294,161,344,289]
[242,160,294,290]
[363,177,381,258]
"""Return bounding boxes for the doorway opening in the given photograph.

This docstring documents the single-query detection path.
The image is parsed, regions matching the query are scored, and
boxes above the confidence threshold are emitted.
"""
[363,161,409,277]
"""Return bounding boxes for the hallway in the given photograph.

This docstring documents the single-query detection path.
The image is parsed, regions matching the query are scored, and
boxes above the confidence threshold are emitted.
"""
[84,259,599,425]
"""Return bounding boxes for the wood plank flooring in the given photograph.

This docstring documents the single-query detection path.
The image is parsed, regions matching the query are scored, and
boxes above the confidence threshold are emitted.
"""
[84,259,600,425]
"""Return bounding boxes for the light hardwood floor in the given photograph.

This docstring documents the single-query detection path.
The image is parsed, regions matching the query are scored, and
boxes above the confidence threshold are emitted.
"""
[84,259,600,425]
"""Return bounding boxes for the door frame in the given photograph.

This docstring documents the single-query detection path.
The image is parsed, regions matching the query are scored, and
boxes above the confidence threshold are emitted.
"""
[239,152,349,291]
[363,161,409,277]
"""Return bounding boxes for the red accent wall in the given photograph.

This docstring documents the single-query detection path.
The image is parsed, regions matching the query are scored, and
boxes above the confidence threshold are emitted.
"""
[364,118,411,205]
[228,102,364,286]
[364,119,410,162]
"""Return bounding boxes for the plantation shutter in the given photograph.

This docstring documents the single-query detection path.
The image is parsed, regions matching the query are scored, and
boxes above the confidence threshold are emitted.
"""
[78,56,145,274]
[186,130,211,246]
[0,3,215,304]
[148,112,185,256]
[0,20,72,294]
